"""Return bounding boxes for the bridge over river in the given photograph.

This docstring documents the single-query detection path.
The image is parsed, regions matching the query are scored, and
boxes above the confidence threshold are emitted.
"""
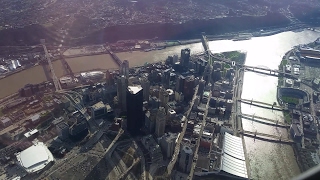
[238,98,284,111]
[239,130,294,144]
[240,113,290,128]
[200,33,297,79]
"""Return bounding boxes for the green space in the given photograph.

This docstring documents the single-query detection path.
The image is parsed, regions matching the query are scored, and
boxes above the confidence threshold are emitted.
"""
[165,41,179,47]
[278,76,284,87]
[283,111,291,124]
[223,68,227,77]
[222,51,246,65]
[224,63,231,69]
[281,96,299,105]
[278,59,287,70]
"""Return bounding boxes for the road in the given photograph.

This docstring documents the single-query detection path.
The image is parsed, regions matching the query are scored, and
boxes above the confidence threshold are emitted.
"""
[104,129,125,178]
[188,90,212,179]
[166,84,199,176]
[133,140,146,180]
[233,68,244,132]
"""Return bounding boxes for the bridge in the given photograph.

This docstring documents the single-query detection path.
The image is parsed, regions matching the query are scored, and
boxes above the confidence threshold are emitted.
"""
[106,46,122,66]
[240,113,290,128]
[238,98,283,111]
[238,130,293,144]
[200,33,297,79]
[60,54,74,77]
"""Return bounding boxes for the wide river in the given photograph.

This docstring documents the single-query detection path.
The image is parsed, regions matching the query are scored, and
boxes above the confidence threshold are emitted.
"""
[1,29,320,179]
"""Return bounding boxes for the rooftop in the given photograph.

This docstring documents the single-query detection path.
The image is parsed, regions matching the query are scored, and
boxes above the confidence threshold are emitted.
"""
[91,101,105,111]
[1,117,11,124]
[221,132,248,179]
[16,142,54,173]
[128,85,142,94]
[24,129,38,138]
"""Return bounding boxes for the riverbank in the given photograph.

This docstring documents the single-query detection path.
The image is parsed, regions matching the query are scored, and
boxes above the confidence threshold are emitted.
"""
[0,28,317,101]
[276,38,320,173]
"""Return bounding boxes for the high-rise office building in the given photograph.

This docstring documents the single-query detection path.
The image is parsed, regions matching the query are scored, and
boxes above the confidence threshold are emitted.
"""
[162,69,171,88]
[145,109,157,134]
[175,75,185,93]
[140,77,150,101]
[173,55,179,63]
[178,145,194,173]
[159,132,178,159]
[106,70,112,86]
[181,48,191,68]
[159,88,169,108]
[197,79,206,96]
[184,75,195,102]
[117,75,128,111]
[203,55,213,85]
[120,60,129,78]
[126,85,144,136]
[155,107,166,137]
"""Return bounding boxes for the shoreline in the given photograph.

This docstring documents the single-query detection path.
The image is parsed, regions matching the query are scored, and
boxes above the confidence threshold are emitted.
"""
[0,26,316,100]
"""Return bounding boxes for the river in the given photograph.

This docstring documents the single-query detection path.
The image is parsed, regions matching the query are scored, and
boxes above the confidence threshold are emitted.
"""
[0,29,319,179]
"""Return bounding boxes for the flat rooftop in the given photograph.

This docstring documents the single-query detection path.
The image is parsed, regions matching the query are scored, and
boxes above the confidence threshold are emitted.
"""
[221,132,248,179]
[91,101,105,110]
[16,142,54,173]
[128,85,142,94]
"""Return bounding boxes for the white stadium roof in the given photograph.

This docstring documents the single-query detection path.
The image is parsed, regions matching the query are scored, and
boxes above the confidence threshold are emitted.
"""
[16,142,54,173]
[221,132,248,179]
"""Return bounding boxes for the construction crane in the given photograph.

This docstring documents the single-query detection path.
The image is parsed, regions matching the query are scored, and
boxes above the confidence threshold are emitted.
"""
[40,39,62,91]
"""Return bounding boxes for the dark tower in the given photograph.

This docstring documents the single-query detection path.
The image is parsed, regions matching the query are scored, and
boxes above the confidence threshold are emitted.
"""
[203,55,213,85]
[184,75,195,102]
[126,86,144,136]
[117,75,128,111]
[120,60,129,78]
[175,75,185,93]
[106,70,112,86]
[181,48,191,68]
[140,77,150,101]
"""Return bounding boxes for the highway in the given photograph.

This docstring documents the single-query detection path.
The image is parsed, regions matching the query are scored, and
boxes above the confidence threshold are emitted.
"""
[166,84,199,176]
[188,90,212,180]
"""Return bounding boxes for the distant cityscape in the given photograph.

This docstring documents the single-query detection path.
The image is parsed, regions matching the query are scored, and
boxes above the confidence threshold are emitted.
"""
[0,33,252,180]
[1,0,320,179]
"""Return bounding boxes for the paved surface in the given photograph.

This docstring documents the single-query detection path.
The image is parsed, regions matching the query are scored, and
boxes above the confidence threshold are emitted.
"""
[188,90,211,179]
[166,84,199,176]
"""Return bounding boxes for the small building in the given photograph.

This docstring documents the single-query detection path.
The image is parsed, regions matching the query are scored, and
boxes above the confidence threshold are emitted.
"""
[56,122,69,140]
[290,124,303,141]
[313,78,320,89]
[28,114,41,125]
[285,64,291,73]
[0,117,12,127]
[23,129,39,139]
[285,79,294,87]
[89,101,113,120]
